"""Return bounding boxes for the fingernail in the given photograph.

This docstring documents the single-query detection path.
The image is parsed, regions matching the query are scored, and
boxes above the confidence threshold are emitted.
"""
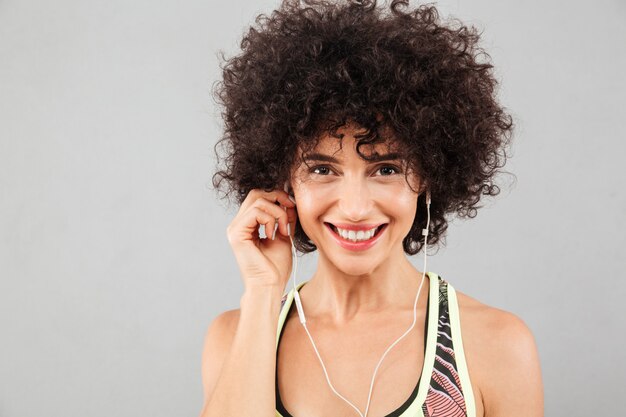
[272,223,277,240]
[288,195,296,204]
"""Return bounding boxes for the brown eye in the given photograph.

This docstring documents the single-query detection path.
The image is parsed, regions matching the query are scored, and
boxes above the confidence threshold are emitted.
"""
[378,165,401,176]
[311,166,332,175]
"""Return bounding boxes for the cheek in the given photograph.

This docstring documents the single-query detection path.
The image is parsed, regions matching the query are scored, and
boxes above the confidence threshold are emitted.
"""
[292,191,323,229]
[377,176,418,197]
[389,190,418,222]
[395,190,418,205]
[293,189,319,214]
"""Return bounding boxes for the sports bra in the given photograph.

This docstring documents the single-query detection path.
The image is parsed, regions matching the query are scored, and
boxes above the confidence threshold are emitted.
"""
[274,271,476,417]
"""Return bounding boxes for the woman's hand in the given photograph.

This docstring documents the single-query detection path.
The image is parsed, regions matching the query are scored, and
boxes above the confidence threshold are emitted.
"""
[226,188,298,292]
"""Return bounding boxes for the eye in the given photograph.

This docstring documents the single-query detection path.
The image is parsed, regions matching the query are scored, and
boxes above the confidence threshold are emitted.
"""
[376,165,401,176]
[308,165,402,176]
[310,165,333,175]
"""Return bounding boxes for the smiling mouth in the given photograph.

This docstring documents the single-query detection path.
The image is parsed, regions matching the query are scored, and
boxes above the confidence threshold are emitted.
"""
[324,222,387,242]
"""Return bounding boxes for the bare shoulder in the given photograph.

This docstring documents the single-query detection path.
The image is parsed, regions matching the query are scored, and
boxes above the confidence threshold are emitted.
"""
[200,308,241,404]
[454,289,544,417]
[454,289,531,337]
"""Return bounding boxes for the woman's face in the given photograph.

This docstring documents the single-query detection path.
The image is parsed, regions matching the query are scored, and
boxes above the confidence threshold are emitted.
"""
[290,123,423,275]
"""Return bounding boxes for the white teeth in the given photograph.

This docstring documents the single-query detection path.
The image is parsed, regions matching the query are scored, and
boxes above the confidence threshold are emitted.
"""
[335,226,378,242]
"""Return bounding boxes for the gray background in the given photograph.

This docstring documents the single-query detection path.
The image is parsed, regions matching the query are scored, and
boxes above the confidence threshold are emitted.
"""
[1,0,624,416]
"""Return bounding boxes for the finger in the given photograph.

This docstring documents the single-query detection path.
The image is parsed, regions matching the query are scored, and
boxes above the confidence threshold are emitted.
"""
[240,188,296,212]
[229,206,277,244]
[265,189,296,211]
[252,207,278,241]
[251,198,290,237]
[281,206,298,237]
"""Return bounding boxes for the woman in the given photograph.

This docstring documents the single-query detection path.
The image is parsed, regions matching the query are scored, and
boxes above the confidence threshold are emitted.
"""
[200,1,543,416]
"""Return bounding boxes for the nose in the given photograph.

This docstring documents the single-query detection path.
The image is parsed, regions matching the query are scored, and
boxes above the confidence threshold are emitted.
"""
[337,175,373,221]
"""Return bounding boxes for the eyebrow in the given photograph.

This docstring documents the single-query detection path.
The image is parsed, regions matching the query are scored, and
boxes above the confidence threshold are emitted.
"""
[303,152,403,163]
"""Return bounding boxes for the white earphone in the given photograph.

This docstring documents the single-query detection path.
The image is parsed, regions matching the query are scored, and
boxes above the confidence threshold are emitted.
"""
[281,181,432,417]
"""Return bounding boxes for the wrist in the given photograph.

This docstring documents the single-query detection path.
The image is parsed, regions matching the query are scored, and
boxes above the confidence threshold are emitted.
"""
[240,285,284,314]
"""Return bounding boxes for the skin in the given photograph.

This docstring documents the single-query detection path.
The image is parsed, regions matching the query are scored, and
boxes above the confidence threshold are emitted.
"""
[202,122,544,416]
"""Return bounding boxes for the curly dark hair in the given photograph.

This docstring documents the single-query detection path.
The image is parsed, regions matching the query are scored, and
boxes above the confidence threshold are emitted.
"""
[211,0,514,255]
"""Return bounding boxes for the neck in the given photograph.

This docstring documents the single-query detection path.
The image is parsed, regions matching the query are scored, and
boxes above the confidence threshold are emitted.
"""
[296,249,429,325]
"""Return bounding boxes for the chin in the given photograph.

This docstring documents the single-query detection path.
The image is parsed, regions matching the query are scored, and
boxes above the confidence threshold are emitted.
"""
[327,254,383,276]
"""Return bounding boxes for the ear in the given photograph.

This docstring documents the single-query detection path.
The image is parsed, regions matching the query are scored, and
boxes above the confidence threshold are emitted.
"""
[417,181,428,195]
[418,182,431,204]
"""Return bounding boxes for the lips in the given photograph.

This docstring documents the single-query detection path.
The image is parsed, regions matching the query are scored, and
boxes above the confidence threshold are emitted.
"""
[324,222,388,251]
[325,222,386,240]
